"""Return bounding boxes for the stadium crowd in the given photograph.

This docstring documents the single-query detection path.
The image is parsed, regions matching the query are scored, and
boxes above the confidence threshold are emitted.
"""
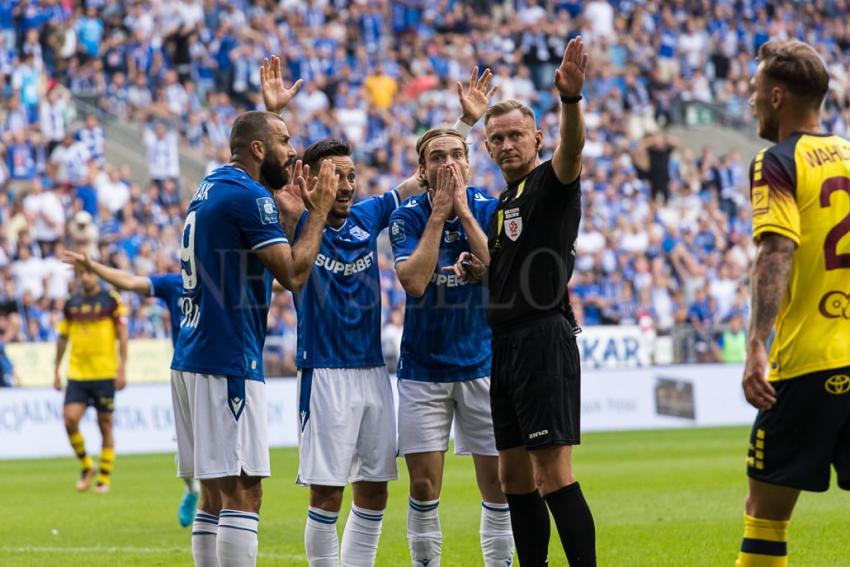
[2,0,850,376]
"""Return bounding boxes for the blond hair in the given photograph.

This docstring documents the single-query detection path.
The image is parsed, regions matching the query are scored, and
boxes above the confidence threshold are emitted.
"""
[483,99,537,129]
[415,127,468,166]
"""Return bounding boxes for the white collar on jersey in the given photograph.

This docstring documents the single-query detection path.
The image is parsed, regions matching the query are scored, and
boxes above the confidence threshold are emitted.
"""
[324,219,348,233]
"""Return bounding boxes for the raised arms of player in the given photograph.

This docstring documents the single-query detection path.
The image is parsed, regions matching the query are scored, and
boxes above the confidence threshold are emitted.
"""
[61,250,151,295]
[255,159,338,292]
[259,55,302,115]
[455,66,497,129]
[395,164,460,298]
[550,36,588,185]
[742,233,796,410]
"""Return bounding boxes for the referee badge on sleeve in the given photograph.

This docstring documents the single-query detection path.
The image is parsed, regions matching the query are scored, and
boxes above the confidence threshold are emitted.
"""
[504,207,523,241]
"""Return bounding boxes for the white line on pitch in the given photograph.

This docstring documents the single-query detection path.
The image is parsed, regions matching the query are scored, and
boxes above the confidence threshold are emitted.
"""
[1,546,305,560]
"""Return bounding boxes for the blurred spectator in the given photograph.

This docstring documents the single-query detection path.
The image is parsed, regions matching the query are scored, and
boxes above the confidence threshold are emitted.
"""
[7,0,850,373]
[143,122,180,184]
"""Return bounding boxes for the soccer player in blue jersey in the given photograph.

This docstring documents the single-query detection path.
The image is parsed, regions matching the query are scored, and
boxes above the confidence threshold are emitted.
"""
[388,72,514,566]
[61,250,202,528]
[171,106,338,567]
[260,54,423,566]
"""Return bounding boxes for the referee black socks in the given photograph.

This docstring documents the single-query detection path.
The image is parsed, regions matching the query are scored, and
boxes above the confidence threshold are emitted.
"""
[505,490,550,567]
[544,482,597,566]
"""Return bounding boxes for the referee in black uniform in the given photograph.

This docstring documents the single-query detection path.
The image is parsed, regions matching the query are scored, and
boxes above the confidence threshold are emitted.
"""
[448,36,595,566]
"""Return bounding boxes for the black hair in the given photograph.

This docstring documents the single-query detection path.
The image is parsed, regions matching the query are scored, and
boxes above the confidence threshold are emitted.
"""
[300,139,352,170]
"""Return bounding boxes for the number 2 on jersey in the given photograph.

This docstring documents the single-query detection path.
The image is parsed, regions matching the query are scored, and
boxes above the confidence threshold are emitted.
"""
[181,211,198,289]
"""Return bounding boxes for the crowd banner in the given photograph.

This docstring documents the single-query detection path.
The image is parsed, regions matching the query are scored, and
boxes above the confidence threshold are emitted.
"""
[7,328,650,389]
[577,325,651,369]
[0,364,755,459]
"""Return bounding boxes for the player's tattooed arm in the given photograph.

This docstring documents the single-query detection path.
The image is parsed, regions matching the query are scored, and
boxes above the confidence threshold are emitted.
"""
[742,232,796,409]
[260,55,303,115]
[396,165,456,297]
[551,36,588,186]
[749,233,795,343]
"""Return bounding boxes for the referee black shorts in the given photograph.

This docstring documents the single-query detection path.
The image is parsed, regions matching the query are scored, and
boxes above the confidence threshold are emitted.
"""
[747,366,850,492]
[490,313,580,451]
[64,379,116,413]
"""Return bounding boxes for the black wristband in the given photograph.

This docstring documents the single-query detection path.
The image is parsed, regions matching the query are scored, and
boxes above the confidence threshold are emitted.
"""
[560,94,582,104]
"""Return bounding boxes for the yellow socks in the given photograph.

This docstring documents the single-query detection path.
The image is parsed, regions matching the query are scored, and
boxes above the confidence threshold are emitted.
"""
[735,514,789,567]
[97,447,115,487]
[68,431,94,471]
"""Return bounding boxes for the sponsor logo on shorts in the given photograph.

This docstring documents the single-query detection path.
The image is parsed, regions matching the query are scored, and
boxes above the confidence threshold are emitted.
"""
[825,374,850,395]
[528,429,548,440]
[818,291,850,319]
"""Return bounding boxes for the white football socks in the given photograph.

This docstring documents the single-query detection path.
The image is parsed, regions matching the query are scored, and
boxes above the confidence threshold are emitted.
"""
[305,506,339,567]
[216,509,259,567]
[340,504,384,566]
[408,497,441,567]
[192,510,219,567]
[480,501,514,567]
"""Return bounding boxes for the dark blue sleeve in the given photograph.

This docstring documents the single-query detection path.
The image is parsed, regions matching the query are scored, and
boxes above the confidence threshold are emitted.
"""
[389,205,422,265]
[471,189,499,230]
[231,184,289,250]
[149,274,182,304]
[354,189,400,232]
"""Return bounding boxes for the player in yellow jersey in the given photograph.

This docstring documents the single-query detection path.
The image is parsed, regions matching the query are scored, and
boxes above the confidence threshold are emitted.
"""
[736,40,850,567]
[54,268,128,493]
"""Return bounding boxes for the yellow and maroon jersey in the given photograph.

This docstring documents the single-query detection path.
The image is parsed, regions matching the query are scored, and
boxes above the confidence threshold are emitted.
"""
[750,132,850,381]
[57,289,127,380]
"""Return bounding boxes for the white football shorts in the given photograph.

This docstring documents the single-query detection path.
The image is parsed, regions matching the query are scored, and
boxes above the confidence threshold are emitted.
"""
[297,366,398,487]
[397,377,497,456]
[171,371,270,480]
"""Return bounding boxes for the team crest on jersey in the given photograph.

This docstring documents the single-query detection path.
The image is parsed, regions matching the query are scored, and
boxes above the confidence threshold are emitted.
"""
[444,229,461,243]
[349,226,370,241]
[256,197,279,225]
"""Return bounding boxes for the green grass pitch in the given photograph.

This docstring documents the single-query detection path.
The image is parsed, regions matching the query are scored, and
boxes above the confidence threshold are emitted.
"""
[2,427,849,566]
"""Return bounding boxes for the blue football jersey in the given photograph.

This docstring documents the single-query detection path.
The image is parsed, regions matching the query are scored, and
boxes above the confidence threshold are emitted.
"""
[390,187,498,382]
[171,165,288,381]
[149,273,183,347]
[293,190,399,368]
